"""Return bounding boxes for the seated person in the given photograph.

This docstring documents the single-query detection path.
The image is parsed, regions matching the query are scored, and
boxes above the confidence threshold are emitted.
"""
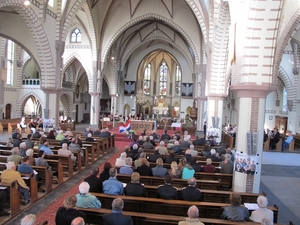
[1,161,30,205]
[180,177,202,201]
[160,130,171,141]
[19,117,27,129]
[168,161,181,178]
[221,192,249,221]
[189,145,198,157]
[85,133,94,142]
[47,130,56,139]
[56,130,65,141]
[207,149,221,162]
[84,167,102,193]
[152,158,167,177]
[124,172,146,197]
[249,196,273,223]
[137,136,144,146]
[269,129,280,150]
[184,149,193,164]
[148,148,161,162]
[157,141,169,155]
[156,175,178,199]
[219,154,233,174]
[178,205,205,225]
[181,162,195,180]
[171,141,183,154]
[136,158,152,176]
[76,182,101,208]
[134,152,149,169]
[119,157,134,175]
[32,129,42,138]
[55,195,86,225]
[7,147,22,165]
[115,152,127,167]
[35,150,51,171]
[103,167,124,195]
[282,131,293,151]
[64,128,74,137]
[58,143,77,166]
[142,137,154,149]
[165,150,178,164]
[191,157,201,172]
[40,142,54,155]
[149,136,156,146]
[181,136,191,148]
[202,158,216,173]
[103,198,133,225]
[193,135,206,146]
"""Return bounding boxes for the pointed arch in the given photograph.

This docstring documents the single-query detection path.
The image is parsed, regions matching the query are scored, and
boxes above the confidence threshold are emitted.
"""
[19,92,44,117]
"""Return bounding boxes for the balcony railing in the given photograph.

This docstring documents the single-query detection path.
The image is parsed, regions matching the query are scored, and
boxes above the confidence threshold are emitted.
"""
[22,79,40,85]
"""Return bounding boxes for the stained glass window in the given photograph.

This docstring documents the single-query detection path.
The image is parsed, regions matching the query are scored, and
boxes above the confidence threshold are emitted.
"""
[144,64,151,95]
[159,62,167,95]
[6,40,14,85]
[175,65,181,96]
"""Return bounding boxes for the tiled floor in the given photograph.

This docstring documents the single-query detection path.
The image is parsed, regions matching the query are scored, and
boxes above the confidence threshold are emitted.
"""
[0,128,299,224]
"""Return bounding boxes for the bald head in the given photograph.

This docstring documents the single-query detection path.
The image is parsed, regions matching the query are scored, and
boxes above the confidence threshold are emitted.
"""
[188,177,196,186]
[71,217,85,225]
[187,205,199,219]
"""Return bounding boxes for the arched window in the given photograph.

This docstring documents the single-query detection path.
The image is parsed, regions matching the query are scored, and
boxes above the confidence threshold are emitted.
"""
[159,62,167,95]
[6,40,14,85]
[144,64,151,95]
[282,88,287,113]
[48,0,54,7]
[70,28,82,43]
[175,65,181,96]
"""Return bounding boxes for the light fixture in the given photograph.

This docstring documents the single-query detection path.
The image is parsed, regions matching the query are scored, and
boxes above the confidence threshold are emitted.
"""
[116,93,119,98]
[111,56,114,60]
[130,95,133,98]
[24,0,30,6]
[154,96,157,99]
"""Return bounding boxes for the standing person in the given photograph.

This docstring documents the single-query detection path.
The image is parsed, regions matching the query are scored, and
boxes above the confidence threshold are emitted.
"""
[178,205,205,225]
[203,121,207,140]
[221,192,249,221]
[103,198,133,225]
[55,195,86,225]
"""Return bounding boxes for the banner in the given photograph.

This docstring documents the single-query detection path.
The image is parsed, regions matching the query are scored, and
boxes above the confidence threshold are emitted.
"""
[119,120,130,133]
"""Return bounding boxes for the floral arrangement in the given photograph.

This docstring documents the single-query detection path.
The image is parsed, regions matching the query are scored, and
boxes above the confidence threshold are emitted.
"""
[124,129,137,139]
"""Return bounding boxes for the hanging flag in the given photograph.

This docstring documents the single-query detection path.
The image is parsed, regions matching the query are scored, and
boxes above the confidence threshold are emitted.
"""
[119,120,130,133]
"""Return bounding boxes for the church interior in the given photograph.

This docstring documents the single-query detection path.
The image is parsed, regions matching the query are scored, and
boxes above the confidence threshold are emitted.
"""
[0,0,300,224]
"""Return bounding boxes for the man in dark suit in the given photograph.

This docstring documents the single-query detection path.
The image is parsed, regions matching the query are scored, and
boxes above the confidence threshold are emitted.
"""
[181,177,202,201]
[148,148,161,162]
[193,134,206,146]
[103,198,133,225]
[99,129,110,138]
[160,130,171,141]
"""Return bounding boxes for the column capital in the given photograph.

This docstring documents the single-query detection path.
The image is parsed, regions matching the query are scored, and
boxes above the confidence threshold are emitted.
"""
[89,92,101,97]
[231,84,276,98]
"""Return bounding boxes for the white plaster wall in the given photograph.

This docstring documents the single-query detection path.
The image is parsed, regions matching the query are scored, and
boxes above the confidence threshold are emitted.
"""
[24,60,36,78]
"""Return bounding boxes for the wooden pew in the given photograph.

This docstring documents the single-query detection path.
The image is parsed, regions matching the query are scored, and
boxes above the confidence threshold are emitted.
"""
[78,208,286,225]
[90,193,279,222]
[46,159,64,184]
[0,118,22,134]
[44,155,73,178]
[21,173,38,203]
[117,174,220,190]
[32,165,52,193]
[143,185,262,203]
[0,181,21,216]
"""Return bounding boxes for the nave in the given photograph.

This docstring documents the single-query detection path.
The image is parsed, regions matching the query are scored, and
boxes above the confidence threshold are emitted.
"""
[0,127,299,225]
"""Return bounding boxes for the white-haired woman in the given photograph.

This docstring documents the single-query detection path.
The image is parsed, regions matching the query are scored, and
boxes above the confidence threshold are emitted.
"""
[249,196,274,224]
[76,182,101,208]
[115,152,127,167]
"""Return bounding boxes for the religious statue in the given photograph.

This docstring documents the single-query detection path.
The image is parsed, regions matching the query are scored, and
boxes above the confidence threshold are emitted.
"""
[156,97,167,107]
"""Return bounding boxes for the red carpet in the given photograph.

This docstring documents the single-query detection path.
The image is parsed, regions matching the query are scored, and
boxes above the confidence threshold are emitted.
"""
[35,141,125,225]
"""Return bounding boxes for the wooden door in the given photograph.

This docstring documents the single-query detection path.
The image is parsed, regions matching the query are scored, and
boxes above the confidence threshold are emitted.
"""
[5,104,11,119]
[275,116,287,135]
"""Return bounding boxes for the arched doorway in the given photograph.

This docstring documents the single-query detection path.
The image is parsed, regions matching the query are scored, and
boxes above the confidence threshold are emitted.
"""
[5,104,11,119]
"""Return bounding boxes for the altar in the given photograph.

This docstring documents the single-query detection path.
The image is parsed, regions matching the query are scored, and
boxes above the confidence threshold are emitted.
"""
[130,120,155,133]
[153,98,169,115]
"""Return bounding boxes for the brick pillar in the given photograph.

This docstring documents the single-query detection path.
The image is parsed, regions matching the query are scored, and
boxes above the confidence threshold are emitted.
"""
[231,84,276,193]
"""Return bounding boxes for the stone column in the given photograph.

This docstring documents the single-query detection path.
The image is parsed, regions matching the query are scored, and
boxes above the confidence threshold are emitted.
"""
[41,88,61,127]
[231,85,276,193]
[89,92,101,129]
[196,97,206,131]
[206,96,224,143]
